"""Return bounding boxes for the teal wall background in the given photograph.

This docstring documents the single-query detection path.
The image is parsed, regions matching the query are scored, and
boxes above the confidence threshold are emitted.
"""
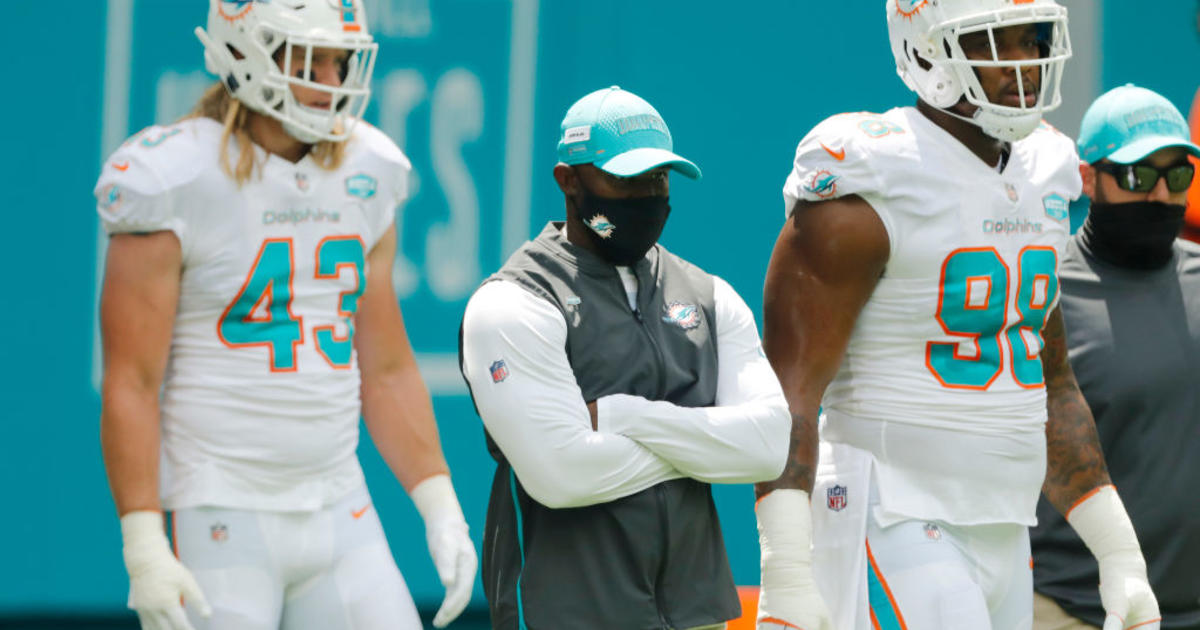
[2,0,1197,621]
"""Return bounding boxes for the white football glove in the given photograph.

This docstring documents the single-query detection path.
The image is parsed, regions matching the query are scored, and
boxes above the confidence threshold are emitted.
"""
[121,511,211,630]
[756,490,834,630]
[412,474,478,628]
[1066,485,1161,630]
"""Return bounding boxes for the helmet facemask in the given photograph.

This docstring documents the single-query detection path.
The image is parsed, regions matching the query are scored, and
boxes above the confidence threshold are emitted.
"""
[266,33,377,143]
[196,0,378,144]
[889,0,1072,142]
[943,8,1071,141]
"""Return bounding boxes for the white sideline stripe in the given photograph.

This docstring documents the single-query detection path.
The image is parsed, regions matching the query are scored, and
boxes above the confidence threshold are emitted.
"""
[500,0,540,260]
[93,0,134,391]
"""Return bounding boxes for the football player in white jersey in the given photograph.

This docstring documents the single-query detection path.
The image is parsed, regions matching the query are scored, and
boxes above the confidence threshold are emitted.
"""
[754,2,1161,630]
[94,2,476,630]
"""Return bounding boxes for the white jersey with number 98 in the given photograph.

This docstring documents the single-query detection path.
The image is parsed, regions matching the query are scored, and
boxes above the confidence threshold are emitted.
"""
[782,107,1081,526]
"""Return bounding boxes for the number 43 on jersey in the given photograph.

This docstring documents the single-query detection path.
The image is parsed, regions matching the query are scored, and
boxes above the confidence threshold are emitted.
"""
[927,246,1058,390]
[218,237,366,372]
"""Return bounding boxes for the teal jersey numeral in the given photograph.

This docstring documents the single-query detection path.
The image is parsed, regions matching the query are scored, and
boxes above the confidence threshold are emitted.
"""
[218,239,304,372]
[313,236,366,369]
[1007,247,1058,388]
[927,248,1009,389]
[219,236,368,372]
[926,247,1057,390]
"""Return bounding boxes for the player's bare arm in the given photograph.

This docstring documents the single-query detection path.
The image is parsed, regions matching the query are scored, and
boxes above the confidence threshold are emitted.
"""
[101,230,212,627]
[355,224,450,490]
[1040,305,1111,513]
[100,231,182,515]
[757,195,889,497]
[356,224,476,628]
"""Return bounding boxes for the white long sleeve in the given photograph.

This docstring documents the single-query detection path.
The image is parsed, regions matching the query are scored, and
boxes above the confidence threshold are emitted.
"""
[596,276,790,483]
[460,280,683,509]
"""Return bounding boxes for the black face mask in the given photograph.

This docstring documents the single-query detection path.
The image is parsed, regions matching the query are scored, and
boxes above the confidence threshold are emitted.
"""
[573,181,671,266]
[1080,201,1186,269]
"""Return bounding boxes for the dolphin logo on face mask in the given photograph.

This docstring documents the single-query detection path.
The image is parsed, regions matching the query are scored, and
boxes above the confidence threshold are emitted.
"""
[575,180,671,266]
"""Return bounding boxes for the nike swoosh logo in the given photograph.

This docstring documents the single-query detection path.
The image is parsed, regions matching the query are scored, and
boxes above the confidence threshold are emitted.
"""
[112,161,130,171]
[351,504,371,519]
[820,143,845,161]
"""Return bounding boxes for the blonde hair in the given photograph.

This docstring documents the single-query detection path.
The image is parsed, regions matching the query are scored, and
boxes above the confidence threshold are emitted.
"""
[186,82,347,185]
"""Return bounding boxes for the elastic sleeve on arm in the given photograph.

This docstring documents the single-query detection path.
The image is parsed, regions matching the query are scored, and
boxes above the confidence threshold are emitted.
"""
[461,280,682,508]
[596,276,790,484]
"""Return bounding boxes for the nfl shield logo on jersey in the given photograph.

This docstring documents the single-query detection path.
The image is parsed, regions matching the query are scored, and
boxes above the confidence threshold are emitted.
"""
[1005,182,1019,203]
[210,523,229,542]
[489,359,509,383]
[826,484,848,512]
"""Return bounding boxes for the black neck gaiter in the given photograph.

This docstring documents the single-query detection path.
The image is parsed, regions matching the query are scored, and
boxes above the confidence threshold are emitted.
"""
[573,184,671,266]
[1080,201,1185,270]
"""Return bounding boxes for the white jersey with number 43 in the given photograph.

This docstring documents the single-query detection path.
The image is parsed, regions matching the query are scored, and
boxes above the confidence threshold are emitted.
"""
[783,107,1082,526]
[95,117,409,512]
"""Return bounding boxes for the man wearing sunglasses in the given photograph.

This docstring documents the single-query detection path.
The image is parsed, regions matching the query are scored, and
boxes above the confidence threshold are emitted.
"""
[1029,84,1200,630]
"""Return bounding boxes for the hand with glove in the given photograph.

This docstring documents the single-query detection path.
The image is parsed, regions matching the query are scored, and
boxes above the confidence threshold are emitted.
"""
[756,489,834,630]
[1067,485,1161,630]
[411,474,478,628]
[121,511,211,630]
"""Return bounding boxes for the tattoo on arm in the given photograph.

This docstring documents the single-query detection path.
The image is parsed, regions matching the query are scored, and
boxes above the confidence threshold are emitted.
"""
[755,411,818,498]
[1041,306,1110,514]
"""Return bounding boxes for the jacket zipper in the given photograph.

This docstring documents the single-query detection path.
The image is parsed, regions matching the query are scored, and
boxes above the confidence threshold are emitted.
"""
[631,301,667,398]
[627,272,672,628]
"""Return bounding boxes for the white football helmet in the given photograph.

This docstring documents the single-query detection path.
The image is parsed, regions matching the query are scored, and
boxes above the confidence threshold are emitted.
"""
[887,0,1071,141]
[195,0,378,143]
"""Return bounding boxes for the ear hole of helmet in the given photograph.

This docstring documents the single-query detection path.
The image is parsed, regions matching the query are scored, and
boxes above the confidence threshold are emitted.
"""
[913,46,933,71]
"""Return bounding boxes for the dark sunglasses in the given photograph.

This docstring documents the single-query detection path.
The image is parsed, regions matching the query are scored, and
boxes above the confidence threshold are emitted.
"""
[1093,161,1195,193]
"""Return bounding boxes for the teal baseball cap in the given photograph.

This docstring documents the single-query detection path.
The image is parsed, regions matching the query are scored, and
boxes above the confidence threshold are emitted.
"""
[1078,84,1200,164]
[556,86,701,180]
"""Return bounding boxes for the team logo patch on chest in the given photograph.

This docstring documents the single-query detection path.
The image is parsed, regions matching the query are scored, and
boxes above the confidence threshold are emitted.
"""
[345,173,377,199]
[1043,193,1069,222]
[661,302,701,330]
[827,485,848,512]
